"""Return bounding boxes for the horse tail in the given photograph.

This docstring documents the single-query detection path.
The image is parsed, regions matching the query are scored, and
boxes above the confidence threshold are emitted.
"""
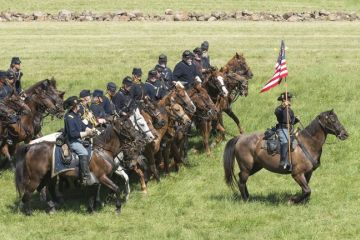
[14,144,30,197]
[223,136,240,190]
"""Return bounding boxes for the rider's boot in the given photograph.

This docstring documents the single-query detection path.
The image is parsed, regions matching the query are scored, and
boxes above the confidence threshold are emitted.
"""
[79,155,95,186]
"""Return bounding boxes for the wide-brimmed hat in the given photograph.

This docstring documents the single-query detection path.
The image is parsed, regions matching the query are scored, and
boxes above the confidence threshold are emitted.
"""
[79,89,91,98]
[277,92,293,101]
[11,57,21,65]
[63,96,79,110]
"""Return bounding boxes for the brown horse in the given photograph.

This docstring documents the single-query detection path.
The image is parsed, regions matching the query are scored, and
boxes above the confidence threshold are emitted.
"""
[143,87,192,182]
[1,80,65,167]
[188,83,219,155]
[223,110,348,203]
[222,52,253,80]
[15,116,144,215]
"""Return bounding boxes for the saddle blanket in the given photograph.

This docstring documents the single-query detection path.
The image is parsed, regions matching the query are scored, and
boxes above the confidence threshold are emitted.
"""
[51,145,79,178]
[29,132,61,144]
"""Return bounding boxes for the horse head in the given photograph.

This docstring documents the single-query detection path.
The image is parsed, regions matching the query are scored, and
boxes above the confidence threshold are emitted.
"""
[188,85,218,120]
[318,110,349,140]
[225,52,253,80]
[166,101,191,126]
[207,70,229,97]
[129,108,155,143]
[171,82,196,114]
[226,72,249,97]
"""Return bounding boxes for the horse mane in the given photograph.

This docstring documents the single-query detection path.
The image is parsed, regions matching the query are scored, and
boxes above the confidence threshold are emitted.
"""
[300,111,332,138]
[93,125,115,146]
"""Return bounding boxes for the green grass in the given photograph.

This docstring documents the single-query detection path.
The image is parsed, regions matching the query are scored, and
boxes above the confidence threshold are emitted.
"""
[0,21,359,239]
[0,0,359,14]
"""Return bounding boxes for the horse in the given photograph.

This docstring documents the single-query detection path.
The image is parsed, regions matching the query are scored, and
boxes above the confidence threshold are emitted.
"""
[187,83,219,155]
[221,52,253,80]
[1,80,65,167]
[143,84,192,182]
[15,116,145,215]
[223,110,348,204]
[218,53,253,133]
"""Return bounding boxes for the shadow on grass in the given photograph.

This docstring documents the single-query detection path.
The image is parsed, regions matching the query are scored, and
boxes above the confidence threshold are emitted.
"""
[210,191,295,205]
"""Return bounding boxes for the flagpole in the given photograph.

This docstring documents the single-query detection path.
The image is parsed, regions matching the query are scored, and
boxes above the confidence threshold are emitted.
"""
[284,79,292,168]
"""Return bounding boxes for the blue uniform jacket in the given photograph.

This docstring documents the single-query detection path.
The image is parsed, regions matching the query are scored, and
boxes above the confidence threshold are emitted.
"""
[112,89,134,114]
[173,60,198,88]
[101,96,113,115]
[90,102,107,119]
[144,80,167,101]
[0,83,14,100]
[64,111,87,143]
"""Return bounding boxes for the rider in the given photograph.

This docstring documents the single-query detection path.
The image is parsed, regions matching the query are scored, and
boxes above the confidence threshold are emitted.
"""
[112,76,135,116]
[193,47,204,79]
[0,71,15,100]
[201,41,211,71]
[173,50,201,89]
[63,96,97,186]
[7,57,23,95]
[274,92,299,171]
[156,54,173,82]
[105,82,117,101]
[78,89,96,127]
[144,69,167,101]
[90,89,108,124]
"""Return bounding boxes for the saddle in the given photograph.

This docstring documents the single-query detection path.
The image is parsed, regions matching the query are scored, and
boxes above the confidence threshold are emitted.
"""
[55,132,79,165]
[262,127,298,155]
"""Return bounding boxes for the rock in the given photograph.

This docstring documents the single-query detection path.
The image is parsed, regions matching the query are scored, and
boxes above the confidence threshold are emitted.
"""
[118,15,130,21]
[174,11,188,21]
[59,10,72,21]
[283,12,293,20]
[127,12,136,19]
[207,16,217,21]
[115,10,126,16]
[327,13,337,21]
[163,14,173,21]
[197,16,205,21]
[349,12,358,21]
[319,10,330,16]
[84,15,93,21]
[242,10,253,16]
[132,10,143,17]
[3,12,12,21]
[211,11,221,19]
[287,15,301,22]
[165,9,173,15]
[251,14,260,21]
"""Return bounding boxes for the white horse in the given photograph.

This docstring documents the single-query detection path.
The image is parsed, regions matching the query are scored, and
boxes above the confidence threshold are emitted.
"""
[129,107,155,143]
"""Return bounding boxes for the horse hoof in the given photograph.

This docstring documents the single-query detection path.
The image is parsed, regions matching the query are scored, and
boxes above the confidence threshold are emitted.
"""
[142,190,148,195]
[115,208,121,215]
[48,208,56,215]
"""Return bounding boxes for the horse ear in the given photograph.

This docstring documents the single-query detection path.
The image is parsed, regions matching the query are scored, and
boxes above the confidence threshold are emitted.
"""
[59,91,65,99]
[236,52,240,58]
[41,80,49,90]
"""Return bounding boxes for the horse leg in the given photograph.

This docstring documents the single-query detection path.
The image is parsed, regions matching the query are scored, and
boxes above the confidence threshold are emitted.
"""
[215,123,226,144]
[133,165,147,194]
[224,108,244,134]
[201,120,211,156]
[238,170,250,201]
[98,175,122,214]
[46,177,58,214]
[1,144,14,169]
[162,141,172,175]
[115,167,130,202]
[289,172,312,204]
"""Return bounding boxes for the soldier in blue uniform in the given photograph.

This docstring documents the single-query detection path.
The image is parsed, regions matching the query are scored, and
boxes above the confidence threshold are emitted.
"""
[155,54,173,82]
[105,82,117,101]
[0,71,15,100]
[90,90,108,124]
[144,69,167,101]
[7,57,23,95]
[132,67,142,84]
[201,41,211,70]
[63,96,97,185]
[173,50,201,89]
[274,92,299,171]
[193,47,204,79]
[112,76,135,116]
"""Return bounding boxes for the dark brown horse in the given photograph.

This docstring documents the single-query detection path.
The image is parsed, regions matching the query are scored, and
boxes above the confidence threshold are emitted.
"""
[188,83,219,155]
[1,80,65,167]
[224,110,348,203]
[219,52,253,133]
[15,116,144,215]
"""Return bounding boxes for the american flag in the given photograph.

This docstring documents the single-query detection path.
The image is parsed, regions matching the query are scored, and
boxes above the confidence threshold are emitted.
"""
[260,40,288,93]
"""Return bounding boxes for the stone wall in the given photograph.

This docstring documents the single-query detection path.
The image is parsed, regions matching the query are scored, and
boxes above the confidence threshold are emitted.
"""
[0,10,358,22]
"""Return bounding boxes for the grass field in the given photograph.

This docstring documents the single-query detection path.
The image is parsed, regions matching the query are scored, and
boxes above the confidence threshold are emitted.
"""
[0,21,359,239]
[0,0,359,13]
